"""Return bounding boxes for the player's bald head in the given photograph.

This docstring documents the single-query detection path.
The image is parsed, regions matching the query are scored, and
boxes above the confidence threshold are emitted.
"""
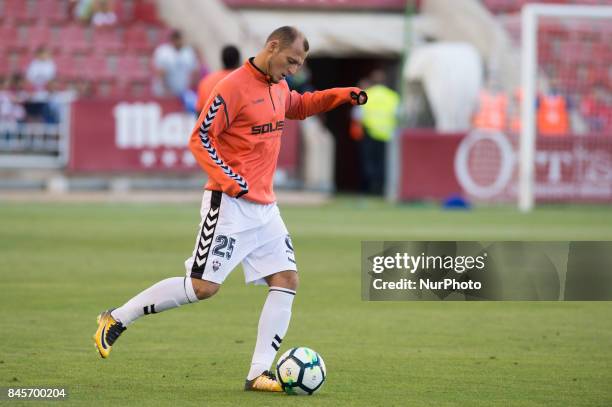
[266,26,309,53]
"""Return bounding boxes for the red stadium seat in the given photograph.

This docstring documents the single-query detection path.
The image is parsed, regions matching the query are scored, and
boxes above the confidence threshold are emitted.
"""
[83,55,114,81]
[56,24,91,55]
[0,0,170,98]
[4,0,35,23]
[0,53,23,76]
[113,0,134,24]
[25,25,53,53]
[125,24,152,53]
[55,54,81,80]
[92,27,124,54]
[95,80,123,98]
[133,0,161,25]
[0,25,22,52]
[540,22,569,40]
[0,53,9,76]
[18,52,31,71]
[117,54,149,82]
[34,0,69,24]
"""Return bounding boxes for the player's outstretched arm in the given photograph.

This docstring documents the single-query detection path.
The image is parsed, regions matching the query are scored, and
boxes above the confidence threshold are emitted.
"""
[285,86,368,120]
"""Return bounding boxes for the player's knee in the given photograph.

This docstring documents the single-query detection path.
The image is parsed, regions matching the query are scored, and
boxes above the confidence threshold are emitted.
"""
[266,270,299,292]
[191,278,220,300]
[286,271,299,291]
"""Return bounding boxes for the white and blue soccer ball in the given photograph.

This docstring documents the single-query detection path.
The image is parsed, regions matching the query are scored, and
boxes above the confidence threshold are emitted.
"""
[276,347,326,395]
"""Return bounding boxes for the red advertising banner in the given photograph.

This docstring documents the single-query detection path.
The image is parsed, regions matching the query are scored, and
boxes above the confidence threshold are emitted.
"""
[399,129,612,203]
[69,98,197,172]
[68,99,300,174]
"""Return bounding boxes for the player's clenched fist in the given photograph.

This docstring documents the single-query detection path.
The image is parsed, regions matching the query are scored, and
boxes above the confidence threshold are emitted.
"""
[349,88,368,105]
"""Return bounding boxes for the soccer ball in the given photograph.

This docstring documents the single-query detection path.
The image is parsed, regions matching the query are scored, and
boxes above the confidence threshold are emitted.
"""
[276,347,326,395]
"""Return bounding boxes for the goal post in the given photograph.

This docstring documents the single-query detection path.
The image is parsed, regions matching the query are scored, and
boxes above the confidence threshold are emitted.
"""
[519,3,612,212]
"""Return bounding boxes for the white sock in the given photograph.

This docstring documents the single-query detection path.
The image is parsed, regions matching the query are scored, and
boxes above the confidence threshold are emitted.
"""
[111,277,198,326]
[247,286,296,380]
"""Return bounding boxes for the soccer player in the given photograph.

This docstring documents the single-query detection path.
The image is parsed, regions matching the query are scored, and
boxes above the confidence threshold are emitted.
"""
[93,26,367,392]
[195,45,241,114]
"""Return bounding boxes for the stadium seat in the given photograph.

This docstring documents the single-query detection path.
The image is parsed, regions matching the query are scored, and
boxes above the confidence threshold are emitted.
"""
[125,24,152,53]
[13,53,32,74]
[117,54,149,82]
[0,53,8,76]
[540,22,568,40]
[25,25,53,53]
[34,0,68,24]
[114,0,134,24]
[0,0,175,98]
[92,27,124,54]
[0,25,21,52]
[4,0,35,23]
[55,54,81,81]
[133,0,162,25]
[56,24,91,55]
[83,55,114,81]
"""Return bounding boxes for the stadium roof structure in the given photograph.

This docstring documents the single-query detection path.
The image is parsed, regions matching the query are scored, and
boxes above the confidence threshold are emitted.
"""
[238,9,405,56]
[223,0,414,11]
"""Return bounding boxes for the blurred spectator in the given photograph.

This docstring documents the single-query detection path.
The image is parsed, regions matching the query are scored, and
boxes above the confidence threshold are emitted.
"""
[40,80,77,124]
[26,46,56,92]
[286,63,314,94]
[196,45,241,114]
[355,70,400,195]
[70,79,95,99]
[72,0,116,26]
[152,30,199,100]
[580,85,611,134]
[72,0,94,22]
[0,75,26,126]
[472,88,507,131]
[24,46,58,122]
[92,0,117,27]
[537,90,570,136]
[349,78,372,142]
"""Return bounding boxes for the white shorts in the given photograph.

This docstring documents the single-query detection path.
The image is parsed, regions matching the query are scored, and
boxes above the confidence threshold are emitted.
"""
[184,190,297,285]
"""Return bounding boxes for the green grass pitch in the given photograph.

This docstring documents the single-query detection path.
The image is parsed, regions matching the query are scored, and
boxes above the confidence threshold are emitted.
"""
[1,198,611,406]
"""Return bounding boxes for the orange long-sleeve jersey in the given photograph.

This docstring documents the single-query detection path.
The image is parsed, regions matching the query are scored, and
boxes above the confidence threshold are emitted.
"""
[189,58,361,204]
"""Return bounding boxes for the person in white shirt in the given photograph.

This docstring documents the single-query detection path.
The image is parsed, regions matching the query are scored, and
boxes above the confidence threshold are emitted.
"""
[152,30,199,98]
[26,46,57,92]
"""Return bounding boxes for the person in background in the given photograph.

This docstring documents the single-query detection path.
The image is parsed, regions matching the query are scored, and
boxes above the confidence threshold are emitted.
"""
[43,79,78,124]
[196,45,241,114]
[285,62,314,93]
[580,84,611,134]
[472,87,508,132]
[349,78,372,142]
[71,0,116,26]
[152,30,199,104]
[72,0,94,22]
[356,69,399,195]
[537,91,570,136]
[91,0,117,27]
[0,75,26,128]
[536,78,570,136]
[26,46,56,92]
[25,46,57,122]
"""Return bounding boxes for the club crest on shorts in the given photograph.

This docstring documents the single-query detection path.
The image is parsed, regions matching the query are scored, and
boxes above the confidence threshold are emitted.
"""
[212,260,221,272]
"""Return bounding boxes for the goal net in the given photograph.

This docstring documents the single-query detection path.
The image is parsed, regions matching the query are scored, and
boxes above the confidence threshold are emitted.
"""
[518,3,612,211]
